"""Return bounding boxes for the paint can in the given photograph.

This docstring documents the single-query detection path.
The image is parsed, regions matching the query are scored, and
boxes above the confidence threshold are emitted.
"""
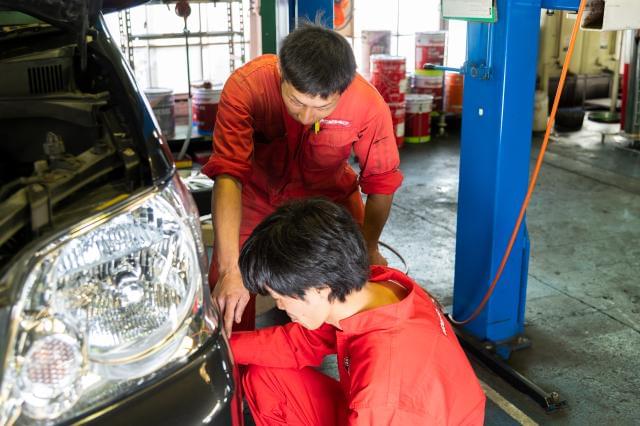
[415,31,446,71]
[411,71,443,111]
[445,73,464,114]
[192,82,223,135]
[144,87,175,138]
[388,101,406,148]
[370,55,407,103]
[361,30,391,77]
[405,94,433,143]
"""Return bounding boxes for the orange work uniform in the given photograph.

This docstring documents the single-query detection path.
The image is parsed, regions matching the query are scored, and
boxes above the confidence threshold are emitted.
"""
[231,266,486,425]
[202,55,403,330]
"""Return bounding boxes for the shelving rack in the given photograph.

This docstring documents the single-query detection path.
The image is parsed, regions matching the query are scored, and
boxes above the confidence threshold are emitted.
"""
[117,0,246,73]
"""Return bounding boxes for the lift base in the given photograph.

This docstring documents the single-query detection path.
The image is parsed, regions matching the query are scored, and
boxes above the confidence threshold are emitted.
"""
[453,325,567,413]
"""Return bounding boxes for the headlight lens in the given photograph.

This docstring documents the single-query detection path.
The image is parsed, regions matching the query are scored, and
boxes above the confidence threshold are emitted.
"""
[0,175,217,424]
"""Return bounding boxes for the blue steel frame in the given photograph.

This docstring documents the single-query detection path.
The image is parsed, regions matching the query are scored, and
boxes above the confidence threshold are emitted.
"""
[453,0,578,351]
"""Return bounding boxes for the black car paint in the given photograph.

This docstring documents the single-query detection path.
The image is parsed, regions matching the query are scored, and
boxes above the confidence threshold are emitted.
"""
[65,335,234,425]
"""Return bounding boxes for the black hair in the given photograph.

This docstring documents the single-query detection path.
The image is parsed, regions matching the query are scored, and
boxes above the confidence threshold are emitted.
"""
[239,198,369,302]
[279,24,356,98]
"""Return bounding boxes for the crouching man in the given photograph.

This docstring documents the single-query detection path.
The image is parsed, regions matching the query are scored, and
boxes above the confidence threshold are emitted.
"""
[231,198,486,425]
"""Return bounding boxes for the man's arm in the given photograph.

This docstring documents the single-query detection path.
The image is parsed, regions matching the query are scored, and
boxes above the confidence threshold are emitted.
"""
[212,174,250,336]
[354,98,403,265]
[200,72,256,336]
[362,193,393,266]
[230,323,337,369]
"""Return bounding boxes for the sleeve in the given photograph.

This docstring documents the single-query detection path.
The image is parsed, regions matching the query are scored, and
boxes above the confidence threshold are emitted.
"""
[200,74,255,186]
[353,100,403,195]
[230,323,337,369]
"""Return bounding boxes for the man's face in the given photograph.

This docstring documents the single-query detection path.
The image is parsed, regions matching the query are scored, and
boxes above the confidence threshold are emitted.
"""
[280,80,341,126]
[266,286,332,330]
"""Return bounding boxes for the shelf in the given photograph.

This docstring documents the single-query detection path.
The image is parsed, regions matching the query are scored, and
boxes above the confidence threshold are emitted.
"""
[131,31,243,40]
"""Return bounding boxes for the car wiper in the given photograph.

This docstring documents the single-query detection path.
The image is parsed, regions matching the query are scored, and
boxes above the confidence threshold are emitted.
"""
[0,23,56,39]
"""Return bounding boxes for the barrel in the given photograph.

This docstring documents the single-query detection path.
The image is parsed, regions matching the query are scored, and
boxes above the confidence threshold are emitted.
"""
[415,31,446,71]
[445,73,463,114]
[192,83,223,135]
[388,102,406,148]
[370,55,407,103]
[144,87,175,138]
[405,94,433,143]
[361,30,391,77]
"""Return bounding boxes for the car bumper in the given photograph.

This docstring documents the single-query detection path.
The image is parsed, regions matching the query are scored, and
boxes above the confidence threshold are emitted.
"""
[67,333,234,425]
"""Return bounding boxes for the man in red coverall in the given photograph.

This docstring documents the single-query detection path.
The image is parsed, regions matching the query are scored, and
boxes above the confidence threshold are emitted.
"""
[232,199,486,425]
[201,24,403,335]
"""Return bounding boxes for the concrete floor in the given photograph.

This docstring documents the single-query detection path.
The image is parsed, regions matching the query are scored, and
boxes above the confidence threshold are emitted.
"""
[254,116,640,425]
[378,117,640,425]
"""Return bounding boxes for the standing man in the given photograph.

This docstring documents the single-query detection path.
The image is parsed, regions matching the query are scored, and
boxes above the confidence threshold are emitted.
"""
[202,24,403,335]
[232,199,486,425]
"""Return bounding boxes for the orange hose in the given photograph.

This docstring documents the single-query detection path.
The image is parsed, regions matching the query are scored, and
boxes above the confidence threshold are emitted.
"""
[450,0,588,326]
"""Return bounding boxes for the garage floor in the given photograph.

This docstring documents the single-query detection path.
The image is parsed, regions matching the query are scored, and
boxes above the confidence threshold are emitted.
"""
[254,117,640,425]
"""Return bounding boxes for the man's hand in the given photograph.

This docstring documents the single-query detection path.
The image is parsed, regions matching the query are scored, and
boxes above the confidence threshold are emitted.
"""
[368,245,388,267]
[213,267,250,336]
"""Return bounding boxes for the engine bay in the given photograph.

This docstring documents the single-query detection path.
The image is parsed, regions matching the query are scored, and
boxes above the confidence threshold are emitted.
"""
[0,39,147,270]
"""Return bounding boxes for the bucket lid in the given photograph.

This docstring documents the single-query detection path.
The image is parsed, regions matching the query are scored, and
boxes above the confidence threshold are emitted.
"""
[406,94,433,103]
[370,54,406,63]
[194,85,223,94]
[144,87,173,96]
[406,94,433,113]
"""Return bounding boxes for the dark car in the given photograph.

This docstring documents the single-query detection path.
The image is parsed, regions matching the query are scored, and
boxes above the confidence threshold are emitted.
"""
[0,1,234,424]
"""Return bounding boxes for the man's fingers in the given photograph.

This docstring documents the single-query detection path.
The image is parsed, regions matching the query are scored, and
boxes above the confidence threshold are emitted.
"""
[223,296,238,336]
[216,295,226,316]
[234,294,250,323]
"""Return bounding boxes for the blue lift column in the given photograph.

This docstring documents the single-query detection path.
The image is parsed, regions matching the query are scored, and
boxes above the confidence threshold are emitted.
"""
[453,0,578,356]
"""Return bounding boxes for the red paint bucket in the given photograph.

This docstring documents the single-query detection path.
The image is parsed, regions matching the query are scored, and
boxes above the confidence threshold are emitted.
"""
[405,94,433,143]
[192,83,223,135]
[370,55,407,103]
[388,101,406,148]
[415,31,446,70]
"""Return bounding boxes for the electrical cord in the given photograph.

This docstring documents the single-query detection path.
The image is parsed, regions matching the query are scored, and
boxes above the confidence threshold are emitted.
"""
[449,0,588,325]
[379,241,409,275]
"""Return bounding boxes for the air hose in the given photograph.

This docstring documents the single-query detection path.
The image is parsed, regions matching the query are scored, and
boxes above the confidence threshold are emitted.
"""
[449,0,588,325]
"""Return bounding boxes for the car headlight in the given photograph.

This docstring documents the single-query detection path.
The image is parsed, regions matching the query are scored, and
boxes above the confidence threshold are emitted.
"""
[0,175,218,424]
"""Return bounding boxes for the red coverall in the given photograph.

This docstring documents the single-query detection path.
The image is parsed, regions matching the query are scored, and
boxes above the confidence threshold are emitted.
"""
[201,55,403,330]
[231,266,487,425]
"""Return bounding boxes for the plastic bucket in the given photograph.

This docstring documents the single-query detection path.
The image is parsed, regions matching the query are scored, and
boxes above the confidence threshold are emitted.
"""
[411,72,443,111]
[192,84,223,134]
[370,55,407,103]
[415,31,446,71]
[405,94,433,143]
[361,30,391,77]
[388,101,406,148]
[144,87,175,138]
